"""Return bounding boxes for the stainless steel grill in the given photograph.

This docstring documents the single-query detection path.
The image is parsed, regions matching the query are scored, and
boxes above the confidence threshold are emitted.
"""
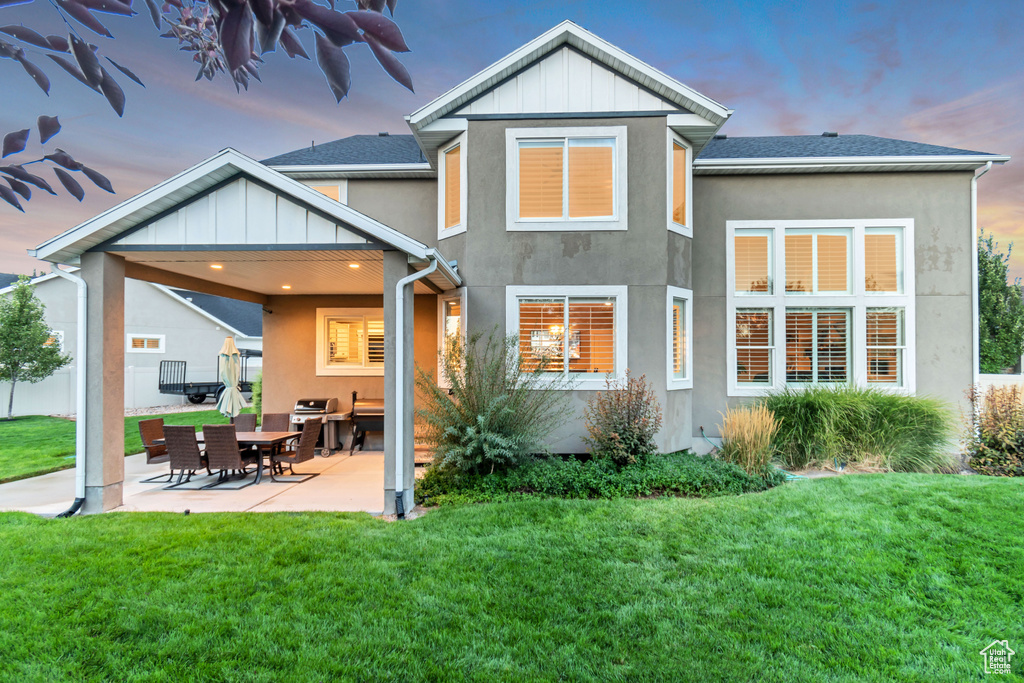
[290,398,340,456]
[292,398,338,414]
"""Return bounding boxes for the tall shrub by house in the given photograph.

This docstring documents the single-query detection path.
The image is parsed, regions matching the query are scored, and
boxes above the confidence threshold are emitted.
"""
[416,330,575,475]
[718,403,779,478]
[0,276,72,420]
[584,371,663,467]
[964,384,1024,476]
[978,229,1024,373]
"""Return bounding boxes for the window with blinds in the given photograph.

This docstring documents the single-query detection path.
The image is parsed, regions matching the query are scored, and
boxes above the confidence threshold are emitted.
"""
[128,335,163,352]
[518,137,615,220]
[736,309,773,384]
[443,144,461,229]
[672,298,687,380]
[785,309,850,384]
[865,229,901,292]
[735,233,772,293]
[310,185,340,201]
[867,308,904,384]
[518,296,615,375]
[326,316,384,368]
[785,230,851,294]
[671,142,687,226]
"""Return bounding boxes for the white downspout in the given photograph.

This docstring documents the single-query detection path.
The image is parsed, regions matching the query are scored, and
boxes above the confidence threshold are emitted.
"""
[52,266,87,517]
[972,161,993,391]
[393,257,438,518]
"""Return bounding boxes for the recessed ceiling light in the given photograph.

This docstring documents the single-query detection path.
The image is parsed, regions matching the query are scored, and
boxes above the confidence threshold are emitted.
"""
[281,285,291,290]
[349,263,360,269]
[210,264,223,270]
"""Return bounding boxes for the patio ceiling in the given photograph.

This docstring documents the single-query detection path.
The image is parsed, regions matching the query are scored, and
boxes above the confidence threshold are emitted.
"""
[114,248,446,296]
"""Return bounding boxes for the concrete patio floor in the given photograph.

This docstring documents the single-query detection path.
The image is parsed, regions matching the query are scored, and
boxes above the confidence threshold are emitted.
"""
[0,450,388,516]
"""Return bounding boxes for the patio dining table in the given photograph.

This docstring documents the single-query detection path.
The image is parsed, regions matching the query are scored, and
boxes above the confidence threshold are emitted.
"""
[152,430,296,485]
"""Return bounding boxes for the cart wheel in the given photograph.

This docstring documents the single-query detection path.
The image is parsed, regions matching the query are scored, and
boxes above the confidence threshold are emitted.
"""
[320,448,332,458]
[187,393,207,404]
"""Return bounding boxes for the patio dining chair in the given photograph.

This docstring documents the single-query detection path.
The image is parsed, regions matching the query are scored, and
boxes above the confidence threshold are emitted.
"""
[270,417,321,482]
[202,424,260,489]
[163,425,211,489]
[260,413,296,475]
[138,418,174,483]
[232,413,257,432]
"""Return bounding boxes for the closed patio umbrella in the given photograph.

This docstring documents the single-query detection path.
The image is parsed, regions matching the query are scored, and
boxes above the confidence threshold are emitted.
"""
[215,336,247,420]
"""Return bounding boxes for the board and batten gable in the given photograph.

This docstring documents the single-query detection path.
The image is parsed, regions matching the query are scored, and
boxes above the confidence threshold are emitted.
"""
[691,170,975,438]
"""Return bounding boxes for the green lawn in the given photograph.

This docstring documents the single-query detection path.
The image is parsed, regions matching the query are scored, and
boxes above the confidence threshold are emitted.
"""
[0,409,254,484]
[1,475,1021,681]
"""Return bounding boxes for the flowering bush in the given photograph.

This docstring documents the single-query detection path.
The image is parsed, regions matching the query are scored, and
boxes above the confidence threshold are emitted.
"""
[584,371,662,467]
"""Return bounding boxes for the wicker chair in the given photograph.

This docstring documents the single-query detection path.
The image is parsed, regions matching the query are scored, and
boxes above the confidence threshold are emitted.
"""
[163,425,210,488]
[202,424,259,489]
[138,418,169,464]
[270,417,321,482]
[232,413,257,432]
[260,413,295,475]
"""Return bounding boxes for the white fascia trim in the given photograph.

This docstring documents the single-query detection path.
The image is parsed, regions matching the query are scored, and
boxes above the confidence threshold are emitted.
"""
[505,284,628,390]
[149,283,249,339]
[666,286,693,390]
[505,125,628,232]
[437,132,468,240]
[407,21,730,130]
[32,148,431,263]
[0,267,78,295]
[667,130,693,237]
[270,163,433,174]
[423,248,463,288]
[694,155,1011,172]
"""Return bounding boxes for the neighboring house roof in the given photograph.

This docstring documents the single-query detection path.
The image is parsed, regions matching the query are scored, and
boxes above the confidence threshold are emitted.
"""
[165,288,263,337]
[261,134,424,166]
[0,273,20,288]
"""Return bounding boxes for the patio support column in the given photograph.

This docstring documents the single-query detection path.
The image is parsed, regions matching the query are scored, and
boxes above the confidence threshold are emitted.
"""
[80,252,126,513]
[383,251,415,515]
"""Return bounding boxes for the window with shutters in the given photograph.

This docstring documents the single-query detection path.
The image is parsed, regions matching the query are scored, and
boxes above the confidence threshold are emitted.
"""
[438,133,467,237]
[667,286,692,389]
[667,132,692,236]
[315,308,385,376]
[127,334,164,353]
[438,290,466,388]
[506,286,626,389]
[505,126,627,231]
[727,219,914,395]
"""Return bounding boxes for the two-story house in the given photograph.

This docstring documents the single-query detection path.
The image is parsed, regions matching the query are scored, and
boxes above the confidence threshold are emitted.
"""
[29,22,1008,514]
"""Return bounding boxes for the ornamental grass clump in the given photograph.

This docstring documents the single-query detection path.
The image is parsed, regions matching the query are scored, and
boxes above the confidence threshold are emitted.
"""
[416,330,575,475]
[718,403,779,478]
[964,384,1024,476]
[584,371,663,467]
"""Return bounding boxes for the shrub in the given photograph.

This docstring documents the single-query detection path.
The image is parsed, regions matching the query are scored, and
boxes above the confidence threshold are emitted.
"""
[762,385,955,472]
[251,372,262,423]
[964,384,1024,476]
[718,403,779,477]
[416,330,575,475]
[415,451,781,506]
[584,371,663,467]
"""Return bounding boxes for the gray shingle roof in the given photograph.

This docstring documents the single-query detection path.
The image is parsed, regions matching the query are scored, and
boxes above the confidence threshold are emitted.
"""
[169,289,263,337]
[261,134,424,166]
[0,273,20,289]
[697,134,999,159]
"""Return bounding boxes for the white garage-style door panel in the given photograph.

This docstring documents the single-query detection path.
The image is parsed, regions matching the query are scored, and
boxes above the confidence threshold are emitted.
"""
[112,178,368,247]
[454,47,681,116]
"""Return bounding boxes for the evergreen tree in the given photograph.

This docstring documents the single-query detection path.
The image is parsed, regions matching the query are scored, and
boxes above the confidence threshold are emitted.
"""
[978,229,1024,373]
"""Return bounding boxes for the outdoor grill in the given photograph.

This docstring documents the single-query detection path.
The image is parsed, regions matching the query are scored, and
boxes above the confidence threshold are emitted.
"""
[350,391,384,455]
[290,398,340,455]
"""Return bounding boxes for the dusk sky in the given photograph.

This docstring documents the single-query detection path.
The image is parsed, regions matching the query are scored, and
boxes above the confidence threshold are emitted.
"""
[0,0,1021,277]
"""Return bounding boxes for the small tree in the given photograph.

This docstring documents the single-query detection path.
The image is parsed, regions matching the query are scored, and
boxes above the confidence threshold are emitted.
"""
[978,229,1024,373]
[583,371,663,467]
[0,276,72,419]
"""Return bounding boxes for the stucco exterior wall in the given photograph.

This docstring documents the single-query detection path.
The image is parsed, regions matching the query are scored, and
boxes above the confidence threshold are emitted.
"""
[346,179,438,248]
[691,171,975,438]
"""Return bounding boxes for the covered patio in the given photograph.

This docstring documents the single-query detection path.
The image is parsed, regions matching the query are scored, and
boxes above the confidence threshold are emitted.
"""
[30,149,461,516]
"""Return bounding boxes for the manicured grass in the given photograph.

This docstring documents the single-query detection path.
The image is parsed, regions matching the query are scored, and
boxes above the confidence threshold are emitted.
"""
[1,475,1022,681]
[0,408,254,484]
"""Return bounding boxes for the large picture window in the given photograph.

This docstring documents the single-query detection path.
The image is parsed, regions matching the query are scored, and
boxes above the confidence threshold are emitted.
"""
[727,219,914,395]
[506,286,627,388]
[315,308,384,376]
[506,126,627,231]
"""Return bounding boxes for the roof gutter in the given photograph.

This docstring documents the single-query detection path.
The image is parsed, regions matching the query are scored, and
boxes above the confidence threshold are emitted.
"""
[694,154,1010,173]
[268,162,433,174]
[51,266,87,517]
[972,161,994,393]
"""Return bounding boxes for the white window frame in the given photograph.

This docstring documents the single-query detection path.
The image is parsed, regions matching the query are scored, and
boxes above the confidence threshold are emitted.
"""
[783,228,853,295]
[726,219,915,397]
[866,307,907,386]
[126,333,165,354]
[437,132,467,239]
[303,180,348,204]
[315,307,385,377]
[666,286,693,390]
[505,285,627,390]
[666,130,693,237]
[437,288,467,388]
[505,126,628,232]
[783,307,853,385]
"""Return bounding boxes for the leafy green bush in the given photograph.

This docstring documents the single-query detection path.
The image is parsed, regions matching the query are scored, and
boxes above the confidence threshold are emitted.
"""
[416,330,575,475]
[583,371,663,467]
[415,451,782,506]
[964,384,1024,476]
[251,372,262,423]
[762,385,955,472]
